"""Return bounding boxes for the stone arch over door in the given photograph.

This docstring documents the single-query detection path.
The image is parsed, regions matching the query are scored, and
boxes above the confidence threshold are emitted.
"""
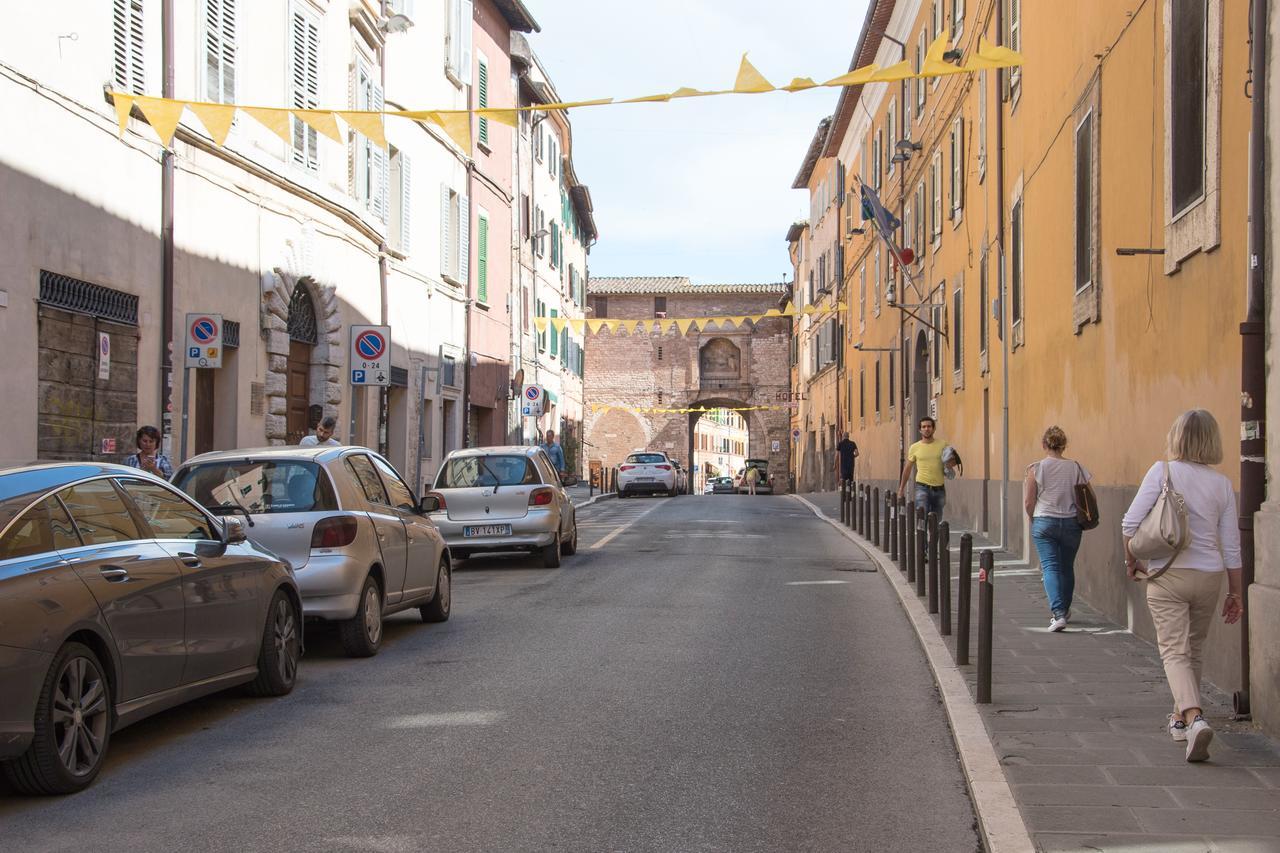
[262,270,343,445]
[698,338,742,380]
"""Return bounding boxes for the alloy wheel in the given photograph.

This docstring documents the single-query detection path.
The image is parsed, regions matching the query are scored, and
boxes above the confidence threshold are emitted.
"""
[438,564,451,614]
[364,584,382,645]
[273,598,299,684]
[51,656,109,778]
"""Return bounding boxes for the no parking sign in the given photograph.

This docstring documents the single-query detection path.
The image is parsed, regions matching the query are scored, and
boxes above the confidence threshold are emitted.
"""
[350,325,390,386]
[184,313,222,368]
[521,384,544,417]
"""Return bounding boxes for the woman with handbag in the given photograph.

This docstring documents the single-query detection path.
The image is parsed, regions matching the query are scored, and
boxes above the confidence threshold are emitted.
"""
[1024,426,1092,633]
[1122,409,1243,762]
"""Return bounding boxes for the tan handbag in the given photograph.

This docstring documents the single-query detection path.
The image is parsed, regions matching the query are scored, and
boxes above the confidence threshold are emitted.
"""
[1129,461,1191,579]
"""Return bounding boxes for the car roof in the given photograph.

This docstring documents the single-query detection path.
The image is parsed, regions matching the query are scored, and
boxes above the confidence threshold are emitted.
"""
[177,445,354,467]
[441,445,545,459]
[0,461,170,535]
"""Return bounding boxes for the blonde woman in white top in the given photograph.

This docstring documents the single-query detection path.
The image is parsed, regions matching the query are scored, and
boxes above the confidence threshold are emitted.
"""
[1024,426,1089,633]
[1122,409,1243,762]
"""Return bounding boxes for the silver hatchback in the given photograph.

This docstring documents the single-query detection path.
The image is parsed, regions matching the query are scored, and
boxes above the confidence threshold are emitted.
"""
[173,446,450,658]
[428,446,578,568]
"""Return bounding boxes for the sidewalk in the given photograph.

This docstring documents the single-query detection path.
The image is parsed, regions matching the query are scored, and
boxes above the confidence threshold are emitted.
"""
[565,481,614,507]
[802,490,1280,852]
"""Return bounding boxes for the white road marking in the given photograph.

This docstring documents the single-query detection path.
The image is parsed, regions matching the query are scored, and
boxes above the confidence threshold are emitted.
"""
[386,711,503,728]
[662,532,767,539]
[590,503,662,550]
[785,580,850,586]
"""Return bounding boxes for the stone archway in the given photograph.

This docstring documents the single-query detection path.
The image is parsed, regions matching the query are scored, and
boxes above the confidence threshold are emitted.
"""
[262,270,343,445]
[585,408,651,467]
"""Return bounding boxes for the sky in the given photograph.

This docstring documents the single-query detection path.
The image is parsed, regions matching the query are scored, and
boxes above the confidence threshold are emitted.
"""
[524,0,871,285]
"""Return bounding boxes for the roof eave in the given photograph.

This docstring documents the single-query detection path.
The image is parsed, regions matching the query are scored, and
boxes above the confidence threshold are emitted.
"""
[791,117,833,189]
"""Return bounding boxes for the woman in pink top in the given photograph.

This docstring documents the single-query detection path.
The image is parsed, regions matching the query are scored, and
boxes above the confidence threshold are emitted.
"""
[1122,410,1243,762]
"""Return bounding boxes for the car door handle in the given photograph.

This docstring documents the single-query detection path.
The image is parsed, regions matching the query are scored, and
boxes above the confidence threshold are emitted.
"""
[99,565,130,582]
[178,553,202,569]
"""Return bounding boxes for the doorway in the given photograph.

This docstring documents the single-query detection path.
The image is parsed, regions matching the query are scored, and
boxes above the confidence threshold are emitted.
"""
[286,340,311,444]
[195,368,216,455]
[913,330,930,430]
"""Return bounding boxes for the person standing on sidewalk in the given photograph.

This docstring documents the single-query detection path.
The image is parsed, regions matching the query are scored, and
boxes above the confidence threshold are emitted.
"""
[1024,426,1089,633]
[300,416,339,446]
[834,431,859,487]
[897,417,951,519]
[541,430,566,475]
[1122,409,1243,762]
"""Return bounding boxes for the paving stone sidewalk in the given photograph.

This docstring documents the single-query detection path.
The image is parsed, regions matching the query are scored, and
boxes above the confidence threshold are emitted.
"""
[803,490,1280,852]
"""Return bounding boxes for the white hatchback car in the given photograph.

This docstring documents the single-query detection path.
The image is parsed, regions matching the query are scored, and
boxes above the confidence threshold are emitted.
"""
[617,451,678,498]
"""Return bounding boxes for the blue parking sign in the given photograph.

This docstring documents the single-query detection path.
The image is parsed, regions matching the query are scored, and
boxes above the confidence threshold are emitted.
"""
[189,347,201,359]
[352,370,366,384]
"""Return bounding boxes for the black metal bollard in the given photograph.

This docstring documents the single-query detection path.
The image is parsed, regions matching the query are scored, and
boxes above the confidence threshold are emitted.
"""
[926,512,939,613]
[915,524,927,597]
[883,491,892,555]
[872,487,881,548]
[855,485,863,535]
[888,494,898,562]
[957,533,973,665]
[905,499,917,582]
[840,480,848,525]
[864,484,872,537]
[939,521,952,635]
[860,485,868,537]
[977,550,995,704]
[898,496,908,571]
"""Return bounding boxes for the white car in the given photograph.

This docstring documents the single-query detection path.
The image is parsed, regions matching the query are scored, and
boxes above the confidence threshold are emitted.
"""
[617,451,679,498]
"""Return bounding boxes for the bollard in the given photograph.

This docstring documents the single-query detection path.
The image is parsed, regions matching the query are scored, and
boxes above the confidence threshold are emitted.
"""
[872,487,881,548]
[926,512,939,614]
[864,484,872,537]
[896,496,906,570]
[905,499,917,582]
[915,525,927,597]
[859,485,868,536]
[957,533,973,665]
[977,550,994,704]
[855,485,863,535]
[848,484,857,531]
[888,494,898,562]
[938,521,952,636]
[839,480,848,525]
[884,492,893,557]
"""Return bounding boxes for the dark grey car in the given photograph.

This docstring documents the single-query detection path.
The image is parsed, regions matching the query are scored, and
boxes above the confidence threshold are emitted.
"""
[0,463,301,795]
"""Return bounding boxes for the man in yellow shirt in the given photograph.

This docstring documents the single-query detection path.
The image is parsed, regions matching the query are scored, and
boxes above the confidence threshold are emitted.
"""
[897,416,951,519]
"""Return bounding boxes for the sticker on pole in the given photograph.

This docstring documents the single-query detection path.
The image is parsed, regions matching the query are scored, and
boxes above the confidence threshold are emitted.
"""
[184,313,223,368]
[350,325,390,386]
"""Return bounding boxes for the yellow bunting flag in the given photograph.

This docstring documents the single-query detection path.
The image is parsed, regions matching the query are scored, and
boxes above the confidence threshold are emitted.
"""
[782,77,819,92]
[620,93,673,104]
[341,110,387,148]
[676,318,697,335]
[294,109,344,144]
[870,61,916,83]
[802,305,818,314]
[244,107,294,145]
[476,108,519,128]
[964,37,1024,71]
[823,64,879,87]
[112,93,135,137]
[728,316,746,327]
[920,32,965,78]
[733,54,775,93]
[568,318,585,334]
[781,302,798,316]
[188,102,236,146]
[550,317,567,333]
[533,317,549,333]
[670,87,723,99]
[434,111,471,151]
[136,96,187,147]
[586,318,607,334]
[540,97,617,111]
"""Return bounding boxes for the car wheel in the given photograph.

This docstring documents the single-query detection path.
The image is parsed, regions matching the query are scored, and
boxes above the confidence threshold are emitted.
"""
[2,642,112,795]
[246,589,300,697]
[339,575,383,657]
[542,534,562,568]
[562,517,578,555]
[419,559,451,623]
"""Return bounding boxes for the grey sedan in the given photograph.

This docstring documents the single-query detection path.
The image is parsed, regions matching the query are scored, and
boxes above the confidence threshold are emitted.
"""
[174,446,450,658]
[0,463,301,795]
[428,446,577,567]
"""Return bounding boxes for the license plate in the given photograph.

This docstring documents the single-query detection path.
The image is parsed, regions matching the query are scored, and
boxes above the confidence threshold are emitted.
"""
[636,477,655,482]
[464,524,512,537]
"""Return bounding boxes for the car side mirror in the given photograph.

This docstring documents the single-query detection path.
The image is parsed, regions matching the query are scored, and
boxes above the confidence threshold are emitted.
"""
[418,494,441,514]
[223,516,248,545]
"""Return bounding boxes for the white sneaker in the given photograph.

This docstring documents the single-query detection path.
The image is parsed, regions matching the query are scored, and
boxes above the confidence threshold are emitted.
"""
[1048,616,1067,632]
[1168,714,1188,742]
[1185,717,1214,762]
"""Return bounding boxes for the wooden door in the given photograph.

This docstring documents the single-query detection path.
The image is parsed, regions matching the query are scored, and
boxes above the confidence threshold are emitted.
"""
[286,341,311,444]
[195,369,215,455]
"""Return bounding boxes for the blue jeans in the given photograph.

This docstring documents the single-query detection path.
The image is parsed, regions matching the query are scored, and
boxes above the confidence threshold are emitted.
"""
[914,484,946,519]
[1032,516,1083,617]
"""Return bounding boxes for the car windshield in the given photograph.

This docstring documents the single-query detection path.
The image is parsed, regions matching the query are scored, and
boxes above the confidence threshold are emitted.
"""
[625,453,667,464]
[435,455,539,488]
[173,460,338,514]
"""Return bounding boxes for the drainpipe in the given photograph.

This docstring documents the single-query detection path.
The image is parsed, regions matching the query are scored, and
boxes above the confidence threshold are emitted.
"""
[1236,0,1267,719]
[159,0,175,454]
[463,162,475,447]
[377,0,390,457]
[996,1,1011,551]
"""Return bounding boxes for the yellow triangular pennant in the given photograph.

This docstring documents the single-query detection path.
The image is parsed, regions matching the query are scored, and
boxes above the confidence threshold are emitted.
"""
[870,61,916,82]
[671,87,721,99]
[342,110,387,148]
[728,316,746,327]
[803,305,818,314]
[112,93,135,138]
[533,317,549,333]
[476,108,519,128]
[781,302,798,316]
[823,64,879,87]
[964,37,1025,71]
[244,107,294,145]
[537,97,616,111]
[188,102,236,146]
[136,96,187,147]
[586,318,607,333]
[294,109,344,144]
[920,32,966,78]
[733,54,775,93]
[621,93,673,104]
[568,318,585,334]
[782,77,819,92]
[676,318,696,335]
[550,317,567,333]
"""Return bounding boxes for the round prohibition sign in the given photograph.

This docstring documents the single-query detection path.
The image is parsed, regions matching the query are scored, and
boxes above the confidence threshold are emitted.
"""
[190,316,218,344]
[355,330,387,360]
[524,385,541,401]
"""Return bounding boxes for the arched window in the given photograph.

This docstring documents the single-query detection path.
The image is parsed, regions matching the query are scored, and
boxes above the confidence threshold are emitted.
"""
[287,283,318,345]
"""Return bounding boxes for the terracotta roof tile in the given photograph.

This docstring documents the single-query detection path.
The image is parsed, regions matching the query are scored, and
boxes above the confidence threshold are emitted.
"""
[588,277,789,295]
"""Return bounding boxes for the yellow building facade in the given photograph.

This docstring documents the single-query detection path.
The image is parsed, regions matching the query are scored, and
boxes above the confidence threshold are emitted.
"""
[804,0,1252,697]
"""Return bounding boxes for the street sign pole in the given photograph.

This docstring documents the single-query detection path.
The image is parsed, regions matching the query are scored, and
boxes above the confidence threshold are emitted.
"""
[179,366,190,464]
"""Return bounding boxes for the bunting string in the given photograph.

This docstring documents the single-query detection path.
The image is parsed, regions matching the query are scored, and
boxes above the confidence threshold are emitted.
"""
[591,403,797,415]
[535,302,845,337]
[109,35,1021,152]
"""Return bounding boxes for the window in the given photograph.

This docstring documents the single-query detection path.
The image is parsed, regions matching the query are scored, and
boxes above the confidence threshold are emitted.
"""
[1075,112,1094,291]
[903,201,913,255]
[175,460,339,513]
[204,0,236,104]
[916,31,928,110]
[0,498,81,560]
[589,295,607,318]
[916,183,927,259]
[979,248,989,356]
[550,309,559,358]
[888,349,896,410]
[550,221,560,268]
[1007,0,1022,97]
[445,0,473,86]
[932,283,944,381]
[119,480,216,541]
[874,359,881,415]
[533,122,544,162]
[1170,0,1206,215]
[536,300,547,352]
[930,152,943,243]
[352,59,388,219]
[978,71,988,182]
[439,186,469,285]
[290,5,321,172]
[390,147,412,253]
[346,455,392,506]
[549,137,559,178]
[477,212,489,303]
[950,118,964,221]
[112,0,146,96]
[859,263,867,329]
[932,0,944,39]
[873,129,883,190]
[535,206,545,257]
[859,368,866,419]
[59,480,141,545]
[1011,198,1024,329]
[886,100,897,176]
[953,0,965,37]
[873,245,881,315]
[952,283,963,375]
[476,55,490,147]
[654,296,667,317]
[370,455,416,512]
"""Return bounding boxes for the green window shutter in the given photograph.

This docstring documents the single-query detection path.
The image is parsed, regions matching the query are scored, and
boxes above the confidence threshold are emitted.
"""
[477,59,489,146]
[477,215,488,302]
[550,308,559,357]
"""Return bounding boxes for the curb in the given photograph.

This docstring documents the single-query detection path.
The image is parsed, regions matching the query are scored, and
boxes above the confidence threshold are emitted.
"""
[790,494,1035,853]
[572,491,617,510]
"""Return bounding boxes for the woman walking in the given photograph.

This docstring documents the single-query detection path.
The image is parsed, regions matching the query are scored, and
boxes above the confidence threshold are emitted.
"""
[1024,426,1088,633]
[1122,410,1243,762]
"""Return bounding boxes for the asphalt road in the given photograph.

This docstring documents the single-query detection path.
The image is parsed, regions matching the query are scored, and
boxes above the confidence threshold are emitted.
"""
[1,494,980,853]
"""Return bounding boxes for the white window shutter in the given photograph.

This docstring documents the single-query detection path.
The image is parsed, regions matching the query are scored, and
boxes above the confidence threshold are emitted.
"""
[440,184,452,279]
[372,82,389,222]
[459,0,474,86]
[458,195,470,288]
[204,0,237,103]
[400,154,412,253]
[114,0,146,95]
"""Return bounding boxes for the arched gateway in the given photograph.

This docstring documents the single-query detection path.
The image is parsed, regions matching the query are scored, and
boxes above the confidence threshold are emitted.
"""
[583,277,792,490]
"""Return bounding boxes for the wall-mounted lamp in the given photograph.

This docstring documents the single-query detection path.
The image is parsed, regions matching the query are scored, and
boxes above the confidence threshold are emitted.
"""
[379,13,414,33]
[895,139,922,153]
[942,48,963,64]
[854,342,897,353]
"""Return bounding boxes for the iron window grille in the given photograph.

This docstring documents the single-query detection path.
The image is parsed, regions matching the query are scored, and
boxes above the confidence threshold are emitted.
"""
[222,319,240,349]
[287,284,318,344]
[39,270,139,325]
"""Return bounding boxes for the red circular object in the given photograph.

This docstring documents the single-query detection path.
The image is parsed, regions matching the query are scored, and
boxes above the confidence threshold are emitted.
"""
[899,247,916,265]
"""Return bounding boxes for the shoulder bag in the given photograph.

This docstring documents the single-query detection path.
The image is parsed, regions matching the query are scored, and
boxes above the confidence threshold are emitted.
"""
[1074,462,1100,531]
[1128,461,1191,579]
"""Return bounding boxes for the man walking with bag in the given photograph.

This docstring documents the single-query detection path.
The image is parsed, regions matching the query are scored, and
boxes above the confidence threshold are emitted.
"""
[897,417,953,520]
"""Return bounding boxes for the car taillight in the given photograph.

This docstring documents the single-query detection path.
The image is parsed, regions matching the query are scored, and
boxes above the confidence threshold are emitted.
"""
[619,465,635,471]
[311,516,358,549]
[428,491,447,510]
[529,487,554,506]
[656,464,672,470]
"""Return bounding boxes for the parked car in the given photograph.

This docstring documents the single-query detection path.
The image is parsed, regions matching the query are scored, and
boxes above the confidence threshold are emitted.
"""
[617,451,679,498]
[427,446,577,568]
[0,462,301,795]
[173,446,450,659]
[706,476,736,494]
[736,459,775,494]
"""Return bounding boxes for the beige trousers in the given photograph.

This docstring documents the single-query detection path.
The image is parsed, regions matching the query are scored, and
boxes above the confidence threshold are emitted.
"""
[1146,568,1224,715]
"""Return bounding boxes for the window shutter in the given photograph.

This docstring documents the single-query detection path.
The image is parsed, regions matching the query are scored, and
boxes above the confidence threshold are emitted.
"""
[291,9,320,170]
[204,0,236,103]
[113,0,145,96]
[477,215,488,303]
[550,309,559,357]
[457,195,470,288]
[459,0,473,86]
[372,81,389,222]
[440,184,452,279]
[477,58,489,146]
[399,153,412,253]
[954,118,964,215]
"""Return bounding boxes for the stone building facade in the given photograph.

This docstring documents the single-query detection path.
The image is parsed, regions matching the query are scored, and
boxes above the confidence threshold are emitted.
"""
[583,277,791,485]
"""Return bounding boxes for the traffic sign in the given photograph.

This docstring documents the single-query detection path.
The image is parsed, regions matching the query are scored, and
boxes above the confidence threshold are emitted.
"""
[350,325,390,386]
[97,332,110,381]
[184,313,223,368]
[521,384,544,417]
[792,428,801,442]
